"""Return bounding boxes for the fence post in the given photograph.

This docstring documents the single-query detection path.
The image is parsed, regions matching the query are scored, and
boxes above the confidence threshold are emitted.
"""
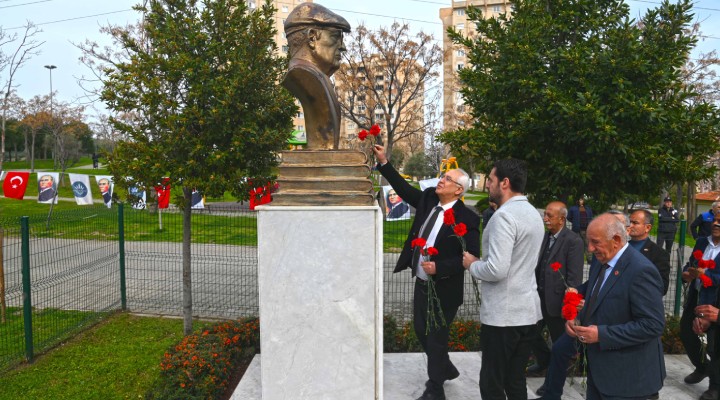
[119,203,127,311]
[674,220,687,317]
[20,216,33,362]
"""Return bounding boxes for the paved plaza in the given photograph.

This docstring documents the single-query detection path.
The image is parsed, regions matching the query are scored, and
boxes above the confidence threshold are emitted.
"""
[233,352,708,399]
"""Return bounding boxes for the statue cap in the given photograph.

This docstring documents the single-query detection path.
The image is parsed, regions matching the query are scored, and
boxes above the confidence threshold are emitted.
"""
[284,3,351,36]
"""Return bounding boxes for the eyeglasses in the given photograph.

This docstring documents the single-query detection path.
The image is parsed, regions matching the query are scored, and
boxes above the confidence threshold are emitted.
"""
[439,174,462,187]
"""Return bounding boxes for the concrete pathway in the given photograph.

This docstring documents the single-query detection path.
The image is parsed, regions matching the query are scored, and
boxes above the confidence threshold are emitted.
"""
[233,352,707,399]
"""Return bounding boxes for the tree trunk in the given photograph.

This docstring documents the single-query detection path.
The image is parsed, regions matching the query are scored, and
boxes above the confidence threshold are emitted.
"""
[182,187,193,336]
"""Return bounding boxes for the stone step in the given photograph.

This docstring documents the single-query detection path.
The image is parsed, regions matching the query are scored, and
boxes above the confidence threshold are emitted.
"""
[277,177,374,192]
[272,191,376,206]
[281,150,367,165]
[278,164,371,178]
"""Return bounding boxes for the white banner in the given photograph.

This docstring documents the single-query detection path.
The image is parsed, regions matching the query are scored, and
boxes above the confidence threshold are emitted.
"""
[37,172,60,204]
[95,175,114,208]
[69,173,93,205]
[128,185,146,209]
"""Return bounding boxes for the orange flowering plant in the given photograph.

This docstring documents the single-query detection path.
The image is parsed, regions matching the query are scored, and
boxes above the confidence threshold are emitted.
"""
[147,318,260,400]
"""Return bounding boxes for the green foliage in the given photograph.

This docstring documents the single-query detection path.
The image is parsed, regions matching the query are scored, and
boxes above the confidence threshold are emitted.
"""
[448,0,720,207]
[383,315,481,352]
[403,152,436,179]
[662,314,685,354]
[99,0,296,203]
[146,318,259,400]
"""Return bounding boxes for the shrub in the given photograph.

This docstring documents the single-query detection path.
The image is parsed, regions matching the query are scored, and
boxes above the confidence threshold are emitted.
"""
[383,315,481,352]
[662,314,685,354]
[145,318,259,400]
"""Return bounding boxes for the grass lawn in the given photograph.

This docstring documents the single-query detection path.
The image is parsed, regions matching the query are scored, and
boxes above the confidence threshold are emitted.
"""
[0,312,186,400]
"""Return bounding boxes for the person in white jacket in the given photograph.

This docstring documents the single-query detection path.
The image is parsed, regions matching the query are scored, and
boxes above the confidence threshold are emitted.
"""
[463,158,544,400]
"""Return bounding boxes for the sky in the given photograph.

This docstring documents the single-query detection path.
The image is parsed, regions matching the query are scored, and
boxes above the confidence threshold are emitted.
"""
[1,0,718,123]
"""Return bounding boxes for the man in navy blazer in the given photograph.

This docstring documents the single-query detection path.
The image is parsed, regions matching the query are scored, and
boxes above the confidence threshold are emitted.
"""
[567,213,666,399]
[373,145,481,400]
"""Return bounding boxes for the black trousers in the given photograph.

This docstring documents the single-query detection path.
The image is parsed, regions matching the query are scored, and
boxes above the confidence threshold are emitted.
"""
[656,231,675,253]
[413,279,460,388]
[480,323,536,400]
[529,293,566,367]
[680,293,710,372]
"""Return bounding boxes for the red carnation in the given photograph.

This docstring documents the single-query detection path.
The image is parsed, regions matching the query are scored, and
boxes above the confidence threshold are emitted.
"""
[427,247,439,256]
[453,223,467,237]
[443,208,456,226]
[411,237,427,249]
[369,124,381,136]
[700,259,717,270]
[563,291,584,307]
[694,250,704,261]
[358,129,368,141]
[562,303,578,321]
[550,262,562,272]
[700,274,713,288]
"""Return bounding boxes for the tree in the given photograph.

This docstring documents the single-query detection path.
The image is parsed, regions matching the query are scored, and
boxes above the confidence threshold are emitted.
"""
[335,22,443,162]
[80,0,295,335]
[404,151,436,179]
[19,95,51,172]
[447,0,720,209]
[0,22,43,173]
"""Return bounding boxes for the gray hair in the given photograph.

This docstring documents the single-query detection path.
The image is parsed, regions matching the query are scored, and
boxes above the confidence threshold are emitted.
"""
[632,209,654,226]
[607,210,629,228]
[595,212,629,245]
[455,168,470,195]
[713,201,720,209]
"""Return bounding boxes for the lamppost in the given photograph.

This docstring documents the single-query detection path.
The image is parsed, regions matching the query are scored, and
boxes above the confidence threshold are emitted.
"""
[44,65,56,169]
[44,65,56,117]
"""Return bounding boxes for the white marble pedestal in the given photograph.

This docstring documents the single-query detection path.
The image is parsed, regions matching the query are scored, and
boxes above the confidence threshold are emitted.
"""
[256,206,383,399]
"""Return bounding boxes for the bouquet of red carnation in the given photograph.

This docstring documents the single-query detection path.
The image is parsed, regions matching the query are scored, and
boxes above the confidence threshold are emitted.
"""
[358,124,381,144]
[561,291,584,321]
[443,208,479,307]
[411,237,445,333]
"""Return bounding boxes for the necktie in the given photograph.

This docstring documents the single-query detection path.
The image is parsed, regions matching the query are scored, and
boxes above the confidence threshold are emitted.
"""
[413,206,444,276]
[582,263,609,325]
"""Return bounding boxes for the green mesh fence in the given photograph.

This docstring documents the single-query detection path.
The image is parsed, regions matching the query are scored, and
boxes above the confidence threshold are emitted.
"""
[0,205,120,372]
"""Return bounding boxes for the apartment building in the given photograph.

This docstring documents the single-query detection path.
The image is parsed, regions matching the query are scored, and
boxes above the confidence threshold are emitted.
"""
[439,1,513,131]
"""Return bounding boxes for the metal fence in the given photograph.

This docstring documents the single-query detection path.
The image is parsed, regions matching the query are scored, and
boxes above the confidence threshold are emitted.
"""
[0,203,693,372]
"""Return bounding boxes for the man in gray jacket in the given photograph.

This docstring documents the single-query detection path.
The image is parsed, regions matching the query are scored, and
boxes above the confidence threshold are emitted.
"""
[463,158,545,399]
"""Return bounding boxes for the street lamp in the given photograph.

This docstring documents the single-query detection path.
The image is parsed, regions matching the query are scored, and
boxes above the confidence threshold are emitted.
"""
[44,65,56,117]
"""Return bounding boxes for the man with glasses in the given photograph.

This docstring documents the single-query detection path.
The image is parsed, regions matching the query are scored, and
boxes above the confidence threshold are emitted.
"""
[373,144,480,400]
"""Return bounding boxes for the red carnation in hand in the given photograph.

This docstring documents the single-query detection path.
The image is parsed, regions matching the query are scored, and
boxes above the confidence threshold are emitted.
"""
[369,124,381,136]
[700,273,713,288]
[694,250,704,261]
[443,208,456,226]
[700,259,717,270]
[411,237,427,249]
[562,303,578,321]
[453,223,467,237]
[563,291,584,307]
[427,247,439,256]
[550,262,562,272]
[358,129,368,141]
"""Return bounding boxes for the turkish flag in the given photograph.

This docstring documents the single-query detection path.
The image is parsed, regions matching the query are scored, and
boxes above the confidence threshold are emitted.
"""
[3,171,30,200]
[155,178,171,209]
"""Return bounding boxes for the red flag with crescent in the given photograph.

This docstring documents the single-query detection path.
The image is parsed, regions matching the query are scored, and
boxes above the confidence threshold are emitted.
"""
[3,171,30,200]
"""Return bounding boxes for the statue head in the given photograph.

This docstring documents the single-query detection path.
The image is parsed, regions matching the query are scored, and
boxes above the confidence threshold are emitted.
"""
[285,3,351,77]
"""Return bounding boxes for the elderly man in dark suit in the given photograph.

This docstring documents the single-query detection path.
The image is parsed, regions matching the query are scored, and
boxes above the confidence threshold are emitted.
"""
[372,145,481,400]
[565,213,665,399]
[527,201,584,376]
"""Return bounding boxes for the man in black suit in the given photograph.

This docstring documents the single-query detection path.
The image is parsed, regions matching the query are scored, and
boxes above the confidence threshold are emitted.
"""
[628,209,671,295]
[527,201,584,376]
[372,145,480,400]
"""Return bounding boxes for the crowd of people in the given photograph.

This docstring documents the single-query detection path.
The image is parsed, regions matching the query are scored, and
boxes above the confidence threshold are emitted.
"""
[375,143,718,400]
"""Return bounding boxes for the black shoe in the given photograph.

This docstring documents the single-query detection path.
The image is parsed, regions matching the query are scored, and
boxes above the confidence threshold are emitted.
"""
[416,381,446,400]
[445,365,460,381]
[685,369,709,384]
[647,393,659,400]
[700,388,719,400]
[535,385,545,396]
[526,363,547,377]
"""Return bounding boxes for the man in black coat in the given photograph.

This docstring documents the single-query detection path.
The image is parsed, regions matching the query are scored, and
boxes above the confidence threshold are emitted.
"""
[373,145,481,400]
[527,201,585,376]
[628,209,671,295]
[657,196,680,253]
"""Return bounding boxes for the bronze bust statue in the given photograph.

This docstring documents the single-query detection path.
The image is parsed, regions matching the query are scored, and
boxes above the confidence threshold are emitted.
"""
[282,3,350,150]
